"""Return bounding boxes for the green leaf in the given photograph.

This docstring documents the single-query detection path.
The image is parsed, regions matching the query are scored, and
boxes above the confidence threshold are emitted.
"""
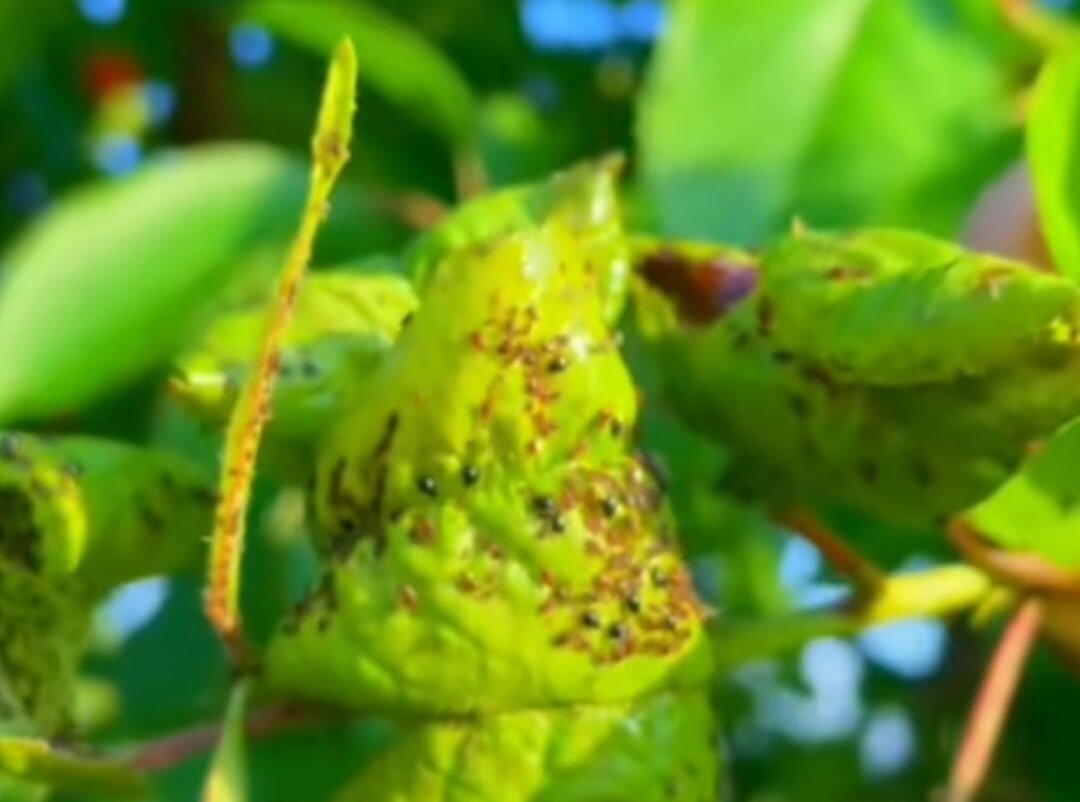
[1029,44,1080,280]
[965,418,1080,568]
[759,228,1080,385]
[201,681,250,802]
[170,271,417,482]
[247,0,477,146]
[638,0,1016,245]
[0,144,308,425]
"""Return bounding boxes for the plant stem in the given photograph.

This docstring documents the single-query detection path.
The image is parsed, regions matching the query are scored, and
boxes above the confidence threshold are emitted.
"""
[204,39,358,660]
[452,144,488,199]
[775,506,886,597]
[944,598,1042,802]
[128,702,339,773]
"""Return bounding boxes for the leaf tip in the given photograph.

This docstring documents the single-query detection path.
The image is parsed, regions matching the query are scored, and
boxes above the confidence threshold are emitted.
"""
[313,36,359,176]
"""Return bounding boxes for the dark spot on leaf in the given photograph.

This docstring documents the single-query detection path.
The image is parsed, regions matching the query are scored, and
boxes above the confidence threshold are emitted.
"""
[329,459,347,503]
[374,412,400,459]
[826,265,872,281]
[756,297,773,335]
[532,495,557,518]
[138,500,164,531]
[912,458,932,487]
[417,476,438,497]
[461,465,481,487]
[731,329,753,351]
[0,486,40,570]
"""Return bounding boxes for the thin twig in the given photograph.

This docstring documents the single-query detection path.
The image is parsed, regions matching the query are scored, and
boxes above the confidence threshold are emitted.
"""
[944,598,1043,802]
[204,40,358,660]
[128,702,339,773]
[775,506,886,597]
[452,144,488,200]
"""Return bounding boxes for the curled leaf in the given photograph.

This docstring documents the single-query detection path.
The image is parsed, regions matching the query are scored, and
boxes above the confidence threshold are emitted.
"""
[266,202,716,798]
[632,230,1080,528]
[409,155,630,323]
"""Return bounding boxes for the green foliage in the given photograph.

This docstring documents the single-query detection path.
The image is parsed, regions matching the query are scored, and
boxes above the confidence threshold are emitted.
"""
[639,0,1017,245]
[965,418,1080,567]
[633,230,1080,531]
[0,433,213,737]
[408,155,629,322]
[264,189,715,800]
[4,2,1080,801]
[0,146,307,425]
[171,271,417,480]
[759,228,1080,385]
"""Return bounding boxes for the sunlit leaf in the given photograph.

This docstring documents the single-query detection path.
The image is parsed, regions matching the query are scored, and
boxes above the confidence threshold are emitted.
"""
[0,144,309,425]
[638,0,1016,245]
[965,418,1080,568]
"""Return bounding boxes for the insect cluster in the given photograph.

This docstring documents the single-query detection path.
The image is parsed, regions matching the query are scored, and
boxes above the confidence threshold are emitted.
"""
[4,42,1080,802]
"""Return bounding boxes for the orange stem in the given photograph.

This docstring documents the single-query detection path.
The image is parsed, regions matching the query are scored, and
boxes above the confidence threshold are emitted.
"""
[776,507,885,596]
[945,598,1042,802]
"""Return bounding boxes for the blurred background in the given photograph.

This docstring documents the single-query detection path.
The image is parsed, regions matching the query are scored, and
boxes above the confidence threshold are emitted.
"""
[3,1,1080,800]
